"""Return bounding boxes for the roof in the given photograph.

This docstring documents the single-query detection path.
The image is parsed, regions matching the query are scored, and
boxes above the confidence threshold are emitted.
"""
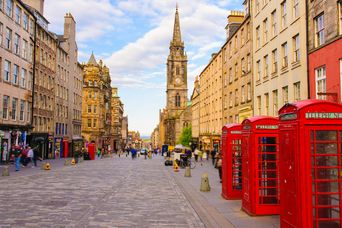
[88,53,97,65]
[242,116,278,124]
[279,99,340,113]
[222,123,241,130]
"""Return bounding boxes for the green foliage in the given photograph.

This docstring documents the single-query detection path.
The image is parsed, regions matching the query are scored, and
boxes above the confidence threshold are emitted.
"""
[178,125,192,146]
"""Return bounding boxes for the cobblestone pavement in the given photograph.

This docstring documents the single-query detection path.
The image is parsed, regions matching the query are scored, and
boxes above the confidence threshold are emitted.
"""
[0,156,205,228]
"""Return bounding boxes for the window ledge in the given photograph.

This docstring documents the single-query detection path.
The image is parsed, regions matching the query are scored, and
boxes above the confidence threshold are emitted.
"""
[291,61,301,69]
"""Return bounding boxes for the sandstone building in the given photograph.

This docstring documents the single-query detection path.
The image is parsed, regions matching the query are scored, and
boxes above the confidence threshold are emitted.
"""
[0,0,35,161]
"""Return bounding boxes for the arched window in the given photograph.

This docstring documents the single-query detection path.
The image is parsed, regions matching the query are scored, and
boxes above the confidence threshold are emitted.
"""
[176,66,180,75]
[175,93,181,107]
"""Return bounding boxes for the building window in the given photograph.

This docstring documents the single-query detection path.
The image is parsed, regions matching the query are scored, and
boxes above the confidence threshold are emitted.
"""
[315,14,325,47]
[294,81,301,101]
[257,60,261,81]
[3,95,9,119]
[247,22,250,40]
[11,97,17,120]
[293,34,300,62]
[23,13,28,30]
[5,0,13,17]
[4,60,10,82]
[273,90,278,116]
[282,86,289,104]
[271,10,277,37]
[13,64,18,84]
[0,23,3,46]
[93,105,97,113]
[229,67,233,83]
[229,92,233,107]
[22,39,28,59]
[264,55,269,78]
[265,93,269,115]
[256,0,260,13]
[20,68,26,88]
[19,100,25,121]
[14,33,19,55]
[235,115,239,124]
[272,49,278,73]
[235,89,239,106]
[28,71,33,90]
[241,28,245,45]
[247,54,251,72]
[87,119,91,128]
[15,5,21,24]
[241,85,246,103]
[315,66,326,100]
[234,62,238,80]
[247,83,251,101]
[257,96,261,115]
[175,93,181,107]
[293,0,299,19]
[241,57,246,75]
[256,26,261,49]
[281,1,287,29]
[5,27,11,49]
[87,105,91,113]
[263,18,268,44]
[282,42,288,68]
[94,91,97,99]
[93,119,97,128]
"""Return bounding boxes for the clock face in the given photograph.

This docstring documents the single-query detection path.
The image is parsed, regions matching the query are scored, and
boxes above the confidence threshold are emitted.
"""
[175,77,181,85]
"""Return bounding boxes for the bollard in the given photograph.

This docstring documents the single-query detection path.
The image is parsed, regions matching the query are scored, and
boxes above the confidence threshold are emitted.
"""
[200,173,211,192]
[173,160,179,172]
[64,159,69,166]
[184,166,191,177]
[79,157,83,163]
[71,158,76,165]
[42,162,51,170]
[2,166,9,176]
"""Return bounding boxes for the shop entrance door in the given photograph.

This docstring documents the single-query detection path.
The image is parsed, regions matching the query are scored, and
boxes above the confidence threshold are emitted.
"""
[308,127,342,228]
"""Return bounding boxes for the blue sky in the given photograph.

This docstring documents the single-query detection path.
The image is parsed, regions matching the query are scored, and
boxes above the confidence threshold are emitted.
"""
[45,0,242,136]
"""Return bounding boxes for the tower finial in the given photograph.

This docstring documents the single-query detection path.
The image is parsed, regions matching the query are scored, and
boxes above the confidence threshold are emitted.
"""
[172,4,182,45]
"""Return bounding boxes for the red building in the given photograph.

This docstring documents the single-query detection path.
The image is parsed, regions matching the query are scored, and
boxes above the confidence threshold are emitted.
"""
[308,1,342,102]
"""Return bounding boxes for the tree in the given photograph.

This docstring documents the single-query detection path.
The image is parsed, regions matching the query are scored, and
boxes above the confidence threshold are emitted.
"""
[178,125,192,146]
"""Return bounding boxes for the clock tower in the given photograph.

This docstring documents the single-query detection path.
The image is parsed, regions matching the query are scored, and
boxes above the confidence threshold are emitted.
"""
[166,6,188,115]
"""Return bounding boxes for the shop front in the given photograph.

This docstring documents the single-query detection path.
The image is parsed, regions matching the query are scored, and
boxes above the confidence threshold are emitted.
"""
[278,100,342,228]
[28,133,53,160]
[72,137,83,158]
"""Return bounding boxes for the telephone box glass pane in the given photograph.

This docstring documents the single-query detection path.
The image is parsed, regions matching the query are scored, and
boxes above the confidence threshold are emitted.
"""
[258,136,279,205]
[311,130,341,226]
[232,139,242,190]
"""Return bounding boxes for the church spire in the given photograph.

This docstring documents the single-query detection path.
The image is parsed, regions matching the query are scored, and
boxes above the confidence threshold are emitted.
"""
[172,5,183,46]
[88,52,97,65]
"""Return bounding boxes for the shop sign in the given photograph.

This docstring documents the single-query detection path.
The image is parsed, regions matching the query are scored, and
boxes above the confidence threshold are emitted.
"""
[230,131,242,134]
[305,112,342,119]
[255,125,278,130]
[280,113,297,121]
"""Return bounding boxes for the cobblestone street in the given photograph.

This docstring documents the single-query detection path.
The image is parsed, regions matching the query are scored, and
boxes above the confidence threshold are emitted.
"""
[0,156,204,228]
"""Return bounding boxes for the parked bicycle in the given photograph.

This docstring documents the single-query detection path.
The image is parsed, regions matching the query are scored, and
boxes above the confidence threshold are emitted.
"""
[179,154,196,169]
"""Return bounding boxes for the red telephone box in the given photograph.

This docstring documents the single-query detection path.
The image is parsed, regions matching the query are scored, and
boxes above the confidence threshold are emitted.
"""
[241,116,279,215]
[63,140,69,158]
[278,100,342,228]
[221,124,243,200]
[88,143,96,160]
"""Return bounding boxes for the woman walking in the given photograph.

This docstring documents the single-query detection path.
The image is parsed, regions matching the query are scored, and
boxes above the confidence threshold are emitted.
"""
[215,152,223,183]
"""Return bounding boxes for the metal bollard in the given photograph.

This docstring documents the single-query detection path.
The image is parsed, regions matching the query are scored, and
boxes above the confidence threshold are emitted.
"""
[64,159,69,166]
[2,166,9,176]
[184,166,191,177]
[200,173,211,192]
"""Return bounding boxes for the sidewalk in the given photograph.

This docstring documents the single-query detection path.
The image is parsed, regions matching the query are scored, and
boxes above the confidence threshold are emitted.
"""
[168,158,280,228]
[0,158,74,178]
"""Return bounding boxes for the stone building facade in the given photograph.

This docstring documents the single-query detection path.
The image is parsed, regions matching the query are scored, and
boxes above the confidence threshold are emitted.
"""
[111,87,124,151]
[121,116,128,149]
[307,0,342,102]
[161,7,191,146]
[0,0,35,161]
[190,76,200,147]
[222,7,253,125]
[199,51,223,151]
[252,0,308,117]
[82,54,112,150]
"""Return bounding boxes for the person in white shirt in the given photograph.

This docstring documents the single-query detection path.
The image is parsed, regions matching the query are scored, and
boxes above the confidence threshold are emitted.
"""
[27,147,34,168]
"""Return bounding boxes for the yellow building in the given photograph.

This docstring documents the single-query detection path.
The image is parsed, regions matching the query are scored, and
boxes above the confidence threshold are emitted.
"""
[199,51,223,151]
[111,87,124,151]
[222,6,253,125]
[82,54,112,149]
[253,0,308,116]
[190,77,200,147]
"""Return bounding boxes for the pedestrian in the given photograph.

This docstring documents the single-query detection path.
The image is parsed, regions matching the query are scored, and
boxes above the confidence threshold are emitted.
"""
[198,150,203,162]
[27,146,34,167]
[211,149,217,166]
[97,148,101,158]
[12,146,22,171]
[206,150,209,161]
[202,150,207,161]
[215,152,223,183]
[32,146,40,167]
[194,148,199,162]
